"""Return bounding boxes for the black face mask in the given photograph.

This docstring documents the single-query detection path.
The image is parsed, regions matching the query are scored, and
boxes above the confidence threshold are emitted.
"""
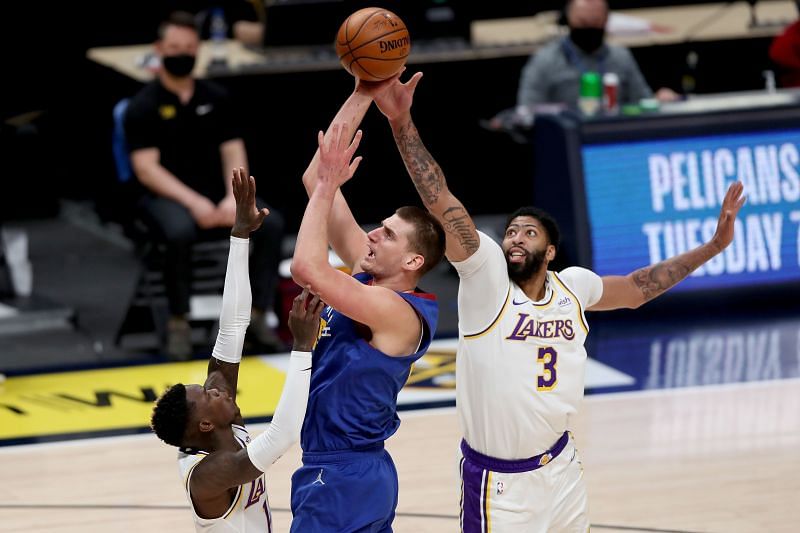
[162,54,196,77]
[569,27,605,54]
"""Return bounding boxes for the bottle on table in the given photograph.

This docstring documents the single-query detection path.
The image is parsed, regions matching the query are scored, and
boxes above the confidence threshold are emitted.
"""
[579,71,602,117]
[210,8,228,66]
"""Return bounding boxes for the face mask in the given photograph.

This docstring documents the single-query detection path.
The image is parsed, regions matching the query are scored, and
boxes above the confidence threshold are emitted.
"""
[162,54,196,77]
[569,27,605,54]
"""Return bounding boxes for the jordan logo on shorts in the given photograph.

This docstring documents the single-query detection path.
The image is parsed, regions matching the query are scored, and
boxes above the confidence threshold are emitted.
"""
[312,469,325,486]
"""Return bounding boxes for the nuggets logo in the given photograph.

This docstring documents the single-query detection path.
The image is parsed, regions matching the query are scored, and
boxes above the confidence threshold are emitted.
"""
[506,314,576,341]
[318,317,331,339]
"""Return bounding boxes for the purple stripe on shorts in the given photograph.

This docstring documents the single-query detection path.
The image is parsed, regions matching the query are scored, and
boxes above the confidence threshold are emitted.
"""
[460,458,487,533]
[461,432,570,473]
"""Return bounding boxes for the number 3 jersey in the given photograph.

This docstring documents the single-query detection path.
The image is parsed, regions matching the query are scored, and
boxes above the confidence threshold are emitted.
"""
[452,232,603,460]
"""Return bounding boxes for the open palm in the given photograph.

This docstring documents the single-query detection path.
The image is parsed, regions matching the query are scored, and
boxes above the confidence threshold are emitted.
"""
[317,122,363,188]
[373,72,423,122]
[711,181,746,251]
[231,167,269,234]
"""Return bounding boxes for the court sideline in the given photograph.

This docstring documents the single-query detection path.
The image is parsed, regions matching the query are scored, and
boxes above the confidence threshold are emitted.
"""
[2,378,798,532]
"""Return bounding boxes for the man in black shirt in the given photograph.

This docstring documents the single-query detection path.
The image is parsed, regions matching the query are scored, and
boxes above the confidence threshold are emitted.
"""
[125,11,284,359]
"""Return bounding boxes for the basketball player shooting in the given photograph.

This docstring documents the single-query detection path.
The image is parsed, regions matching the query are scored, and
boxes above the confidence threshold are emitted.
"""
[287,84,446,529]
[150,168,323,532]
[371,71,747,531]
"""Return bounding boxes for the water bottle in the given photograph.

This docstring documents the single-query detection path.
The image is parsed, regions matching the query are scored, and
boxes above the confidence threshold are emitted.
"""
[210,8,228,66]
[578,72,602,117]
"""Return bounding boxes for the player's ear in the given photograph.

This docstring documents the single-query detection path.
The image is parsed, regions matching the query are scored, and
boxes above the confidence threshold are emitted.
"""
[404,252,424,272]
[546,244,556,262]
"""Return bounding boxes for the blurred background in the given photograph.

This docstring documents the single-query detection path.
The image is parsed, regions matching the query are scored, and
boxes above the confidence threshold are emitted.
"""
[1,0,799,378]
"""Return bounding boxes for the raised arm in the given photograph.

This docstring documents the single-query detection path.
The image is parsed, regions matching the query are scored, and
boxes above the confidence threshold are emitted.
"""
[589,181,746,311]
[374,72,479,262]
[301,76,403,271]
[292,124,420,356]
[191,288,323,501]
[204,168,269,409]
[300,89,372,271]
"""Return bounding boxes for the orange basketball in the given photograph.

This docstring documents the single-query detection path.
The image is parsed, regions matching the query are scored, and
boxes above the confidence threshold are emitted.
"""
[335,7,411,82]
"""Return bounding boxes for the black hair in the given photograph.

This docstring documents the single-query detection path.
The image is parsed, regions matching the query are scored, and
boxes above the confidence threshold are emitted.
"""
[396,206,446,276]
[151,383,190,447]
[504,207,561,251]
[157,11,199,40]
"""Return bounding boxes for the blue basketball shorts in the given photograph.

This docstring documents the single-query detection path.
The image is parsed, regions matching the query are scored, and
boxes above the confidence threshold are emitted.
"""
[290,444,398,532]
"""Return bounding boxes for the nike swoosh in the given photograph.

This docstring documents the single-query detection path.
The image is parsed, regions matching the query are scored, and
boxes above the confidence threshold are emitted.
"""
[302,367,312,371]
[512,299,529,305]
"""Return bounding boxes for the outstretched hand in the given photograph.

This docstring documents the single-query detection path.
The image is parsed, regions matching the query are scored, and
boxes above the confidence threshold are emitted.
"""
[288,287,325,352]
[711,181,746,251]
[371,71,423,123]
[317,122,363,188]
[231,167,269,238]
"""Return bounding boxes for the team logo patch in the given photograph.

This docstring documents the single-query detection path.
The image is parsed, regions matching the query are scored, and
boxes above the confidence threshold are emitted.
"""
[158,105,176,120]
[496,481,504,495]
[538,453,552,466]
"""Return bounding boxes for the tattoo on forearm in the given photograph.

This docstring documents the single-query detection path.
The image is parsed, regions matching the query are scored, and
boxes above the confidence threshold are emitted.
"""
[632,259,692,302]
[442,206,479,254]
[394,121,444,206]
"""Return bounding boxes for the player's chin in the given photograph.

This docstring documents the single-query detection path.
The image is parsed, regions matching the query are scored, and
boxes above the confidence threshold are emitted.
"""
[359,258,375,274]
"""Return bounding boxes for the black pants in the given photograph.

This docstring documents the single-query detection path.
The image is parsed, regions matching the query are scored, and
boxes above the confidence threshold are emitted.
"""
[138,196,285,316]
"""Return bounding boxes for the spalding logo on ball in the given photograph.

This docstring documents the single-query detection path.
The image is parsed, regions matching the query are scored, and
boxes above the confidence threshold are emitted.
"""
[336,7,410,81]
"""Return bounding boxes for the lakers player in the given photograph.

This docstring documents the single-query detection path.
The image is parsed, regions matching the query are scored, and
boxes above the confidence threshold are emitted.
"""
[151,168,324,532]
[373,72,746,532]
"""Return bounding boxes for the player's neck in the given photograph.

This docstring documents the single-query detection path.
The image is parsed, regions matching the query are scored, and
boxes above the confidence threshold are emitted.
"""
[371,271,417,294]
[516,269,549,301]
[204,426,239,453]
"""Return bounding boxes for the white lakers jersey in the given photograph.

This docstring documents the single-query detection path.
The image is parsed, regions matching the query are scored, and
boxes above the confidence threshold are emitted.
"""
[452,232,603,459]
[177,424,273,532]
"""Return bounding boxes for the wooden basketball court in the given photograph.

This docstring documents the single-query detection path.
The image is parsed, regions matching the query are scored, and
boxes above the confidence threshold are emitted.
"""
[3,377,798,532]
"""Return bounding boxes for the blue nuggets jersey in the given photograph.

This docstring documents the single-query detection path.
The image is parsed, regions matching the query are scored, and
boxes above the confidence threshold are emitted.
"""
[300,272,438,452]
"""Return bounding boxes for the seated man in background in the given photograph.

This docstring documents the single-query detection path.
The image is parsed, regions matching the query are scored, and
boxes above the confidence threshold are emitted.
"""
[125,11,284,359]
[517,0,678,112]
[164,0,266,46]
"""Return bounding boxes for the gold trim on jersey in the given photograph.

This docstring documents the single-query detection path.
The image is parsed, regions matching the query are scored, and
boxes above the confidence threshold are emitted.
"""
[464,287,511,340]
[531,280,555,308]
[552,273,589,335]
[183,454,206,493]
[183,451,244,522]
[484,470,493,533]
[222,484,245,519]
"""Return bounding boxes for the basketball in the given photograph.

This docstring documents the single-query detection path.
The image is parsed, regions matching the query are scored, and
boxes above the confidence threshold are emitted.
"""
[335,7,411,82]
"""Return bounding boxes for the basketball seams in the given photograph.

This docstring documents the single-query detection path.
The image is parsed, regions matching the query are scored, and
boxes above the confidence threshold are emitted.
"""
[350,58,405,81]
[343,9,386,46]
[335,7,410,81]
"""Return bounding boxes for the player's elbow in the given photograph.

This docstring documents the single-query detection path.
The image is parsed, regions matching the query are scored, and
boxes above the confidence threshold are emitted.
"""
[290,259,314,287]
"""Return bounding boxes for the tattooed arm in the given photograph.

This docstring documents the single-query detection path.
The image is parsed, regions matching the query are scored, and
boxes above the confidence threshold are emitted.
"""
[589,182,746,311]
[376,72,479,262]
